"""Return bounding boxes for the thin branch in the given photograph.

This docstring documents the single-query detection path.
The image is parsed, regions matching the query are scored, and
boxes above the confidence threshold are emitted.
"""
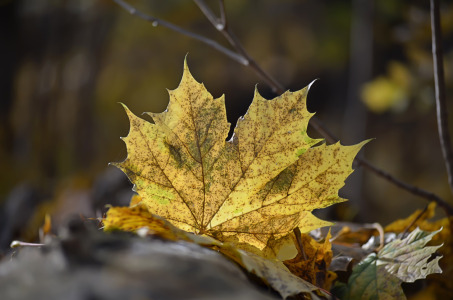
[357,158,453,215]
[112,0,247,65]
[293,228,307,260]
[193,0,219,29]
[401,204,429,239]
[308,117,337,144]
[218,0,227,29]
[193,0,285,93]
[112,0,453,215]
[431,0,453,195]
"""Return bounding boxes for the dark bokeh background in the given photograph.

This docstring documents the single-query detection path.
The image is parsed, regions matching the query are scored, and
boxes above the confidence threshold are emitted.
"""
[1,0,453,253]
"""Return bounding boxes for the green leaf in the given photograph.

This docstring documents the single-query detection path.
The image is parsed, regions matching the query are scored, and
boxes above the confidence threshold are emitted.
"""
[341,228,443,300]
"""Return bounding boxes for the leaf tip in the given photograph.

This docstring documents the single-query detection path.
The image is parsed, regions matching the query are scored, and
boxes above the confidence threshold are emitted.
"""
[253,83,260,95]
[183,54,190,71]
[357,138,373,149]
[252,85,268,103]
[108,161,121,169]
[118,102,134,117]
[178,55,202,89]
[307,79,318,91]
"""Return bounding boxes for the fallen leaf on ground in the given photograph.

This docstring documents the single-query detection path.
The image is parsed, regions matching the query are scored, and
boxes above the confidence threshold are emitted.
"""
[384,202,453,299]
[337,228,442,300]
[103,201,181,241]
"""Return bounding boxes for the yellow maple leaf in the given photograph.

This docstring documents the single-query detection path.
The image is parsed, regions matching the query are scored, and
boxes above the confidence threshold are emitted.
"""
[111,59,366,252]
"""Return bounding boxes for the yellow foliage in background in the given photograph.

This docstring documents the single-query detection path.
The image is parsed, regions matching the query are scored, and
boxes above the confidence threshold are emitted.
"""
[361,61,411,113]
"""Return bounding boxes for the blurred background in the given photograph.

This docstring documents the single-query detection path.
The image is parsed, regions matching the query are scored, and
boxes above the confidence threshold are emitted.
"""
[1,0,453,254]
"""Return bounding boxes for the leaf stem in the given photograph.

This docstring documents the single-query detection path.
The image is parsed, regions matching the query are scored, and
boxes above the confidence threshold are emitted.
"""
[10,241,45,248]
[293,227,307,261]
[430,0,453,195]
[111,0,453,216]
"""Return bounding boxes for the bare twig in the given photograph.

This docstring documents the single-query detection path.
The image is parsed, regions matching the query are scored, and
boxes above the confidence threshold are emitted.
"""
[193,0,220,29]
[112,0,453,215]
[430,0,453,195]
[401,204,429,239]
[358,159,453,215]
[193,0,285,93]
[218,0,227,29]
[112,0,247,65]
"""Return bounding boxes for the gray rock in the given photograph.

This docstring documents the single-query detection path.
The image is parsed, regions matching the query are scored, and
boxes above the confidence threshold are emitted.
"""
[0,220,278,300]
